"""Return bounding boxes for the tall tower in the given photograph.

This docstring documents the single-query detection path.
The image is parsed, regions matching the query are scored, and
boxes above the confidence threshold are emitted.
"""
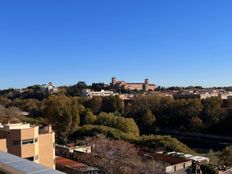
[143,79,149,91]
[111,77,116,86]
[145,79,149,84]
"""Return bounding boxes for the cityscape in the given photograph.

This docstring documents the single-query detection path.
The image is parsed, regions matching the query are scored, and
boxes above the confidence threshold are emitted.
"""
[1,0,232,174]
[1,77,232,174]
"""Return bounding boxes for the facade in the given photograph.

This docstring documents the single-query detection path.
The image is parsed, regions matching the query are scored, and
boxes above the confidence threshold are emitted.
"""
[199,91,219,99]
[81,89,114,98]
[165,160,192,173]
[141,151,192,173]
[0,123,55,169]
[221,91,232,100]
[110,77,156,91]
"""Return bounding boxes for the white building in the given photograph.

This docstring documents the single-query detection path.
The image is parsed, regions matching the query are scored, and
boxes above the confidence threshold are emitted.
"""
[41,82,58,94]
[221,91,232,100]
[167,151,209,163]
[199,92,219,99]
[81,89,114,98]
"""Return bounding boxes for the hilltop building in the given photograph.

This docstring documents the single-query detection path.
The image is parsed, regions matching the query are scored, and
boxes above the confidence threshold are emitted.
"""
[110,77,156,91]
[41,82,58,94]
[81,89,114,98]
[0,123,55,169]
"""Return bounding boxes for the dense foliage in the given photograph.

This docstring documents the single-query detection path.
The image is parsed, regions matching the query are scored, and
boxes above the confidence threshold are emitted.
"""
[72,125,194,154]
[2,84,232,165]
[200,164,217,174]
[218,146,232,166]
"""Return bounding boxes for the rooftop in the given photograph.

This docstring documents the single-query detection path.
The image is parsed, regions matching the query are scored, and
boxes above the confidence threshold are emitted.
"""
[56,157,99,172]
[152,153,189,165]
[167,152,209,163]
[0,151,66,174]
[138,150,189,165]
[0,123,31,131]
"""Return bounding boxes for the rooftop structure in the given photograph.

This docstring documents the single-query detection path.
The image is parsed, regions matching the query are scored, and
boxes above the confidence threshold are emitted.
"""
[56,157,99,174]
[140,149,210,173]
[139,150,192,173]
[56,144,92,160]
[0,123,31,131]
[166,151,209,163]
[0,151,65,174]
[0,123,55,169]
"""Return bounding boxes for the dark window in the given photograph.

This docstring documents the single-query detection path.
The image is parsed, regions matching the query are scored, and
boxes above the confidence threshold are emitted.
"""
[25,156,34,161]
[34,138,38,143]
[22,139,34,145]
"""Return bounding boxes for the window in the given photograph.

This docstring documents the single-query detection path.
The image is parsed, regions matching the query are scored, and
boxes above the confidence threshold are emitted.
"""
[25,155,38,161]
[25,156,34,161]
[22,139,34,145]
[13,138,38,146]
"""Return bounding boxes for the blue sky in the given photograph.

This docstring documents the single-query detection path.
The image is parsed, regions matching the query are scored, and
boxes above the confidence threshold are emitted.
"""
[1,0,232,89]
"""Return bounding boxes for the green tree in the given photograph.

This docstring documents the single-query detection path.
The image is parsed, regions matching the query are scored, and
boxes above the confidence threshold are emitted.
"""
[190,116,203,131]
[219,146,232,166]
[141,109,156,127]
[101,96,117,113]
[0,97,11,106]
[84,96,103,114]
[70,98,81,133]
[82,111,97,125]
[43,96,81,143]
[140,108,156,134]
[96,112,140,135]
[201,97,222,126]
[67,81,88,96]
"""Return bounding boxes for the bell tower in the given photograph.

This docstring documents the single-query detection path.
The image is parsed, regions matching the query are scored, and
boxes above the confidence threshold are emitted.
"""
[111,77,116,86]
[143,78,149,91]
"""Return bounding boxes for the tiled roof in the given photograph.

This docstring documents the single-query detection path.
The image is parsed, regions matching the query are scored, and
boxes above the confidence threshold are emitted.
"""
[56,157,99,172]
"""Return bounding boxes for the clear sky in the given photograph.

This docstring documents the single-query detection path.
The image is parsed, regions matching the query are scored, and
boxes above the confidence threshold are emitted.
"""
[1,0,232,89]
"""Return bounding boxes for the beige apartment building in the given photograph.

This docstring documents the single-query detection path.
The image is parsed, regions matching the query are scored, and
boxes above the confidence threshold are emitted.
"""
[0,123,55,169]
